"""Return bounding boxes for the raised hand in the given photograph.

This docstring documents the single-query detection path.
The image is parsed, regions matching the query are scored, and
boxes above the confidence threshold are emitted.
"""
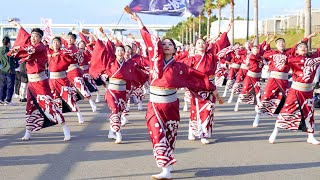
[89,32,99,41]
[10,20,21,28]
[128,11,144,29]
[265,33,270,42]
[128,33,135,39]
[130,12,140,22]
[308,31,319,38]
[226,19,233,33]
[268,34,277,44]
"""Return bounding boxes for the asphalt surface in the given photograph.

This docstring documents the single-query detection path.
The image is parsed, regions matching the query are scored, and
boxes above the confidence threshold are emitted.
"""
[1,86,320,180]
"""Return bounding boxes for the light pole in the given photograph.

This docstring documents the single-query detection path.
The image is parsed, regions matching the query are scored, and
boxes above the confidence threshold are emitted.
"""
[305,0,311,50]
[246,0,250,41]
[254,0,259,45]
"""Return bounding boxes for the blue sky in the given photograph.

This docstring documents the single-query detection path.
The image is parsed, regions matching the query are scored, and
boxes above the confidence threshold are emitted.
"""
[0,0,319,25]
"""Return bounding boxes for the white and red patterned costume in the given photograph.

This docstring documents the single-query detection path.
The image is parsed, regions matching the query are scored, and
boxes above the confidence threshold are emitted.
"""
[239,42,269,105]
[92,39,147,133]
[79,49,99,93]
[61,38,92,99]
[47,48,78,112]
[276,55,320,133]
[238,53,264,105]
[225,47,243,91]
[187,33,230,139]
[231,48,250,94]
[9,27,65,132]
[141,27,215,168]
[215,54,230,87]
[129,53,149,107]
[259,40,307,115]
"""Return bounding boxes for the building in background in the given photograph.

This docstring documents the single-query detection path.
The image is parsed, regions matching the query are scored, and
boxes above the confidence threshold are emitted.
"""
[261,9,320,35]
[210,9,320,39]
[210,20,262,39]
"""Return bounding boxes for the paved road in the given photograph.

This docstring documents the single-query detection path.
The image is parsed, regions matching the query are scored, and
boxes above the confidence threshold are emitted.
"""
[1,86,320,180]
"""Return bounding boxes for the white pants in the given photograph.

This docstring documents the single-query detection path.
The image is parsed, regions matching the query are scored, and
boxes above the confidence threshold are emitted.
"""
[19,82,28,99]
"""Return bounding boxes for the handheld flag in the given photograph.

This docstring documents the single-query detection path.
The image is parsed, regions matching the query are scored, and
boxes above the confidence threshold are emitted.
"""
[128,0,204,17]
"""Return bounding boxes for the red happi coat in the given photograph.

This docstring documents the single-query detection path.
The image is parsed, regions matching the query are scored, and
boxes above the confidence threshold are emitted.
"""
[92,39,148,132]
[61,38,91,98]
[141,26,215,168]
[225,47,243,90]
[129,53,149,103]
[79,49,98,92]
[8,27,65,131]
[65,44,84,79]
[259,40,306,115]
[61,38,84,79]
[131,53,149,68]
[187,33,230,138]
[276,55,320,133]
[78,32,94,52]
[239,42,269,104]
[215,53,231,87]
[232,48,250,94]
[89,39,111,79]
[48,48,79,112]
[239,53,264,104]
[79,49,91,73]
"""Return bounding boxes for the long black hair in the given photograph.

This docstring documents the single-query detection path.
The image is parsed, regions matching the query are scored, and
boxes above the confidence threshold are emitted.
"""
[162,38,177,55]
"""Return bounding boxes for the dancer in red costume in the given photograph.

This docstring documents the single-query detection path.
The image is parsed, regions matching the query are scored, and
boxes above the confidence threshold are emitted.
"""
[48,37,84,123]
[232,37,269,111]
[253,34,314,127]
[61,33,97,118]
[91,33,147,144]
[227,36,257,104]
[221,42,243,97]
[269,33,320,145]
[186,22,231,144]
[78,40,101,103]
[128,10,216,179]
[237,44,269,110]
[8,21,70,141]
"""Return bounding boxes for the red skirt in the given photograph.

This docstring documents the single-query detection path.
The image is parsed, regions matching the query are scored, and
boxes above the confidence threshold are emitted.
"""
[276,88,315,133]
[49,77,78,112]
[26,79,65,132]
[83,73,98,92]
[259,78,288,115]
[239,76,261,105]
[105,89,127,132]
[145,99,180,168]
[189,94,215,138]
[233,68,248,94]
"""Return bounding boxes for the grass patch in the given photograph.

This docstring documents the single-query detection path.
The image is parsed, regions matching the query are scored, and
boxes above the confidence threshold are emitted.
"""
[235,30,320,50]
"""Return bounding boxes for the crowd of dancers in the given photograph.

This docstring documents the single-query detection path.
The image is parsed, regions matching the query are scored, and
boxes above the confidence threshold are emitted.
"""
[2,6,320,179]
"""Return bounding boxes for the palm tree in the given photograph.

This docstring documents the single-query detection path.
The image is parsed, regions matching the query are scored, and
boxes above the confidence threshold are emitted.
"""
[216,0,229,34]
[254,0,259,45]
[305,0,311,50]
[192,17,196,44]
[198,10,204,38]
[204,0,215,38]
[186,17,193,44]
[229,0,235,45]
[181,29,184,44]
[185,24,188,44]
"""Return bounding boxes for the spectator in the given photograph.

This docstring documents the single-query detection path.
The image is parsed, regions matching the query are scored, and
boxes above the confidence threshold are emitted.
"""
[14,62,21,98]
[0,36,19,105]
[19,62,28,102]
